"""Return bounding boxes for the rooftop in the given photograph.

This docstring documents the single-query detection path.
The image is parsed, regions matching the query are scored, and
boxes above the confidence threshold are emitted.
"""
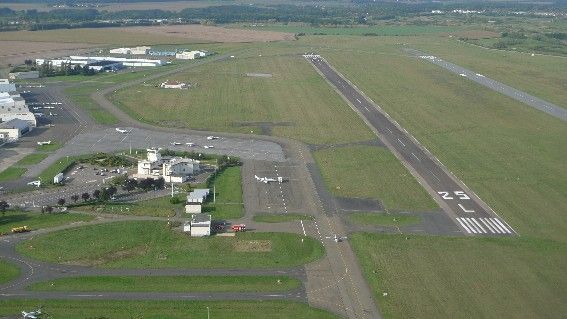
[0,118,29,129]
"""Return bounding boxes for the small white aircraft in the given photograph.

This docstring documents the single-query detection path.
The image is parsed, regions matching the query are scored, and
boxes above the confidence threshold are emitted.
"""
[255,175,278,184]
[27,180,41,187]
[206,136,219,140]
[459,73,467,77]
[326,234,348,243]
[43,106,55,109]
[22,307,43,319]
[170,142,182,146]
[203,145,214,149]
[115,128,130,133]
[186,142,195,147]
[37,140,51,145]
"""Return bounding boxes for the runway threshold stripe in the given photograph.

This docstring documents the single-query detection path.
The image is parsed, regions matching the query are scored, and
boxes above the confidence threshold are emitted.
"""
[493,218,511,234]
[456,218,471,234]
[488,218,505,233]
[484,219,501,234]
[465,218,483,233]
[460,218,477,234]
[471,218,486,233]
[480,218,496,233]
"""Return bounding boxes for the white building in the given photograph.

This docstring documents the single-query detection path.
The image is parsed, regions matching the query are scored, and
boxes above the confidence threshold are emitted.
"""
[0,91,36,127]
[109,48,132,55]
[187,188,210,203]
[189,214,211,237]
[162,157,201,183]
[0,79,17,93]
[8,71,39,80]
[175,50,208,60]
[160,80,189,89]
[109,46,151,55]
[70,56,163,67]
[131,46,152,55]
[185,203,202,214]
[0,118,31,142]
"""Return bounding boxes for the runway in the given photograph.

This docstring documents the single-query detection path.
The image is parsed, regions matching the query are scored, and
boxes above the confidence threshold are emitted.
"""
[305,54,516,237]
[404,48,567,122]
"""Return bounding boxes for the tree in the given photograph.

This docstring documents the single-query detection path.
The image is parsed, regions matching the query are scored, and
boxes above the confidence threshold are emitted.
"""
[81,192,90,202]
[122,178,137,193]
[71,194,79,203]
[0,200,9,216]
[93,189,101,200]
[138,178,154,191]
[45,206,53,214]
[57,198,66,206]
[155,177,165,190]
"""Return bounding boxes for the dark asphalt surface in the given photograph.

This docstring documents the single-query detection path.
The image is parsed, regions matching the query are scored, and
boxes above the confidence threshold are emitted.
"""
[305,54,516,236]
[404,48,567,122]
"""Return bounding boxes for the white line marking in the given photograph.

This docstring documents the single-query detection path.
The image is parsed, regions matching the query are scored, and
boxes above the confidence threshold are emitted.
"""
[456,218,471,234]
[471,218,486,233]
[480,218,495,233]
[484,219,501,233]
[386,128,392,134]
[411,153,420,161]
[356,98,362,104]
[429,170,441,183]
[492,218,511,234]
[300,220,306,236]
[398,138,405,147]
[458,203,475,213]
[488,218,504,233]
[461,218,477,233]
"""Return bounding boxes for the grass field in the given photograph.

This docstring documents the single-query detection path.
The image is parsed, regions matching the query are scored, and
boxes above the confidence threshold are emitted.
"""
[313,146,437,211]
[110,54,374,145]
[36,142,62,152]
[0,300,338,319]
[0,211,93,234]
[0,259,20,284]
[204,166,244,219]
[17,221,324,268]
[73,195,185,217]
[346,213,420,226]
[237,24,463,36]
[37,154,88,184]
[29,275,300,293]
[254,214,314,223]
[0,167,27,181]
[15,153,48,166]
[351,234,567,319]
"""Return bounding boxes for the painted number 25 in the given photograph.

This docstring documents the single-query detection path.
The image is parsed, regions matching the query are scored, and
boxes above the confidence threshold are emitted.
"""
[437,191,470,200]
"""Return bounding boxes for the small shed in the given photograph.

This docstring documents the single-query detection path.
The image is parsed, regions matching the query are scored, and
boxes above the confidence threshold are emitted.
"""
[185,203,202,214]
[190,214,211,237]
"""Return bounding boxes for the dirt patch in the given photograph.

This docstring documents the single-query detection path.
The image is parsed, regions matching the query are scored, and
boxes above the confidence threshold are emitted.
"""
[234,240,272,252]
[62,245,147,266]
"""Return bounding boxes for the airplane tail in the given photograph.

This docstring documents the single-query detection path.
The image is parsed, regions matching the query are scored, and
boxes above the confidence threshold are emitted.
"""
[254,175,260,180]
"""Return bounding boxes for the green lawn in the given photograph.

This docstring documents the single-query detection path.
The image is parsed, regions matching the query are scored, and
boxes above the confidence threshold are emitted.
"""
[0,259,20,284]
[351,234,567,319]
[254,214,314,223]
[314,146,437,211]
[36,142,62,152]
[29,275,300,293]
[15,153,48,166]
[346,213,420,226]
[74,195,185,217]
[0,167,27,181]
[110,54,374,145]
[236,24,462,36]
[37,155,88,184]
[0,300,338,319]
[0,211,94,234]
[65,83,119,125]
[204,166,244,219]
[17,221,324,269]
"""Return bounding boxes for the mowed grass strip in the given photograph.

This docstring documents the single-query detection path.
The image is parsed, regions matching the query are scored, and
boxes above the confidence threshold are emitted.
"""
[0,300,338,319]
[15,153,48,166]
[325,50,567,242]
[204,166,244,219]
[313,146,437,211]
[254,214,314,223]
[347,212,420,226]
[29,275,300,293]
[0,167,27,181]
[351,234,567,319]
[36,142,62,152]
[111,54,374,144]
[73,195,185,218]
[0,259,20,284]
[0,211,94,234]
[17,221,324,268]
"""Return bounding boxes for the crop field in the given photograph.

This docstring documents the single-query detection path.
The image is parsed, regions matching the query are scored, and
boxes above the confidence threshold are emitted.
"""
[0,300,338,319]
[0,259,20,284]
[111,54,374,145]
[30,275,300,293]
[346,212,421,226]
[313,146,437,211]
[204,166,244,219]
[351,234,567,319]
[0,211,93,234]
[17,221,324,268]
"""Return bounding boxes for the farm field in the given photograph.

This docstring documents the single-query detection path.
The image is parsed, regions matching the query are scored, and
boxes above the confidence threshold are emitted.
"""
[350,234,567,319]
[110,54,374,145]
[0,259,20,284]
[17,221,324,268]
[29,275,301,293]
[313,146,437,211]
[204,166,244,219]
[346,212,420,226]
[0,211,93,234]
[0,300,338,319]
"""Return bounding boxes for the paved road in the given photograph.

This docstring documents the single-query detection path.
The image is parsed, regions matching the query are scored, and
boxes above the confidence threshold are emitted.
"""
[404,48,567,122]
[305,54,516,237]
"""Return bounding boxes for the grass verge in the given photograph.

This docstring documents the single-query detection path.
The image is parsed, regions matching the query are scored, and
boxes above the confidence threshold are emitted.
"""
[346,213,420,226]
[350,233,567,319]
[29,275,301,293]
[0,210,94,234]
[0,167,27,181]
[254,214,314,223]
[0,259,20,284]
[17,221,324,269]
[73,195,185,217]
[204,166,244,219]
[36,142,62,152]
[15,153,48,166]
[0,300,338,319]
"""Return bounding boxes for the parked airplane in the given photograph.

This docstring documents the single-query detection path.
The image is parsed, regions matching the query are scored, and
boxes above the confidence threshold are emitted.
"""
[186,142,195,147]
[206,136,219,140]
[326,234,348,243]
[37,141,51,145]
[27,180,41,187]
[170,142,182,146]
[115,128,130,133]
[255,175,278,184]
[22,307,43,319]
[203,145,214,149]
